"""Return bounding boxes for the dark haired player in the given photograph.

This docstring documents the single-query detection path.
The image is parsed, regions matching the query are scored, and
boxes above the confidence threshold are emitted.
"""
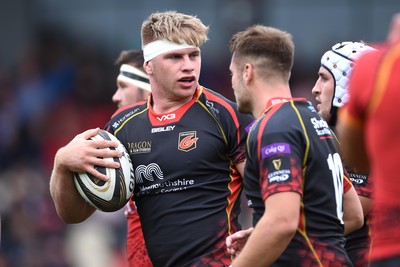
[312,41,375,267]
[112,49,152,266]
[113,50,151,108]
[226,25,362,266]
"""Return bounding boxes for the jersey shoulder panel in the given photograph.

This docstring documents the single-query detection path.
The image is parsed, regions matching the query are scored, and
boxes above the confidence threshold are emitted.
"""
[105,101,148,133]
[200,87,254,133]
[200,88,240,121]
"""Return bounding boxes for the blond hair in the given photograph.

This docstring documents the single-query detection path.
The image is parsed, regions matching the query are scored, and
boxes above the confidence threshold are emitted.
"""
[141,11,209,47]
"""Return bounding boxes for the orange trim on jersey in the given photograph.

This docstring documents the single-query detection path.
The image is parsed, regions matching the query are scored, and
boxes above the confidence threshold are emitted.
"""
[256,103,280,164]
[225,162,243,236]
[265,97,307,111]
[367,42,400,114]
[148,88,202,126]
[343,175,353,192]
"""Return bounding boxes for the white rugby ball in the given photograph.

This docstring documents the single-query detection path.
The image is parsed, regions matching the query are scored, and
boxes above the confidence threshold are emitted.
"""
[73,130,134,212]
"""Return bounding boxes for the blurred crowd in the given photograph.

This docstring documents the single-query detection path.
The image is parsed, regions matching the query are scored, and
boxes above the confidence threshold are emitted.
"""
[0,27,127,267]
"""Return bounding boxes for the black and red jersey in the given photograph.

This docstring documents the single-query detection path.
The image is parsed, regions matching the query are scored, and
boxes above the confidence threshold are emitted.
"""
[125,199,152,267]
[244,98,353,266]
[345,170,372,267]
[105,86,253,267]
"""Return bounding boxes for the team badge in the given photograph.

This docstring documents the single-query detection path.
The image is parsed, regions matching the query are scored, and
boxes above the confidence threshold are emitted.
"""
[272,159,281,170]
[267,157,292,184]
[178,131,198,152]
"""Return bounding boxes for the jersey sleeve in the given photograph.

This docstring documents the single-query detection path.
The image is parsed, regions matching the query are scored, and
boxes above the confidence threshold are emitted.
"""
[253,106,305,201]
[348,171,372,199]
[343,175,352,193]
[230,111,254,165]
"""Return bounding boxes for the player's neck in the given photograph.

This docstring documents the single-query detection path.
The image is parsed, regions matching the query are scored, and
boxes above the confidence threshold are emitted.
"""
[151,94,193,114]
[252,84,292,118]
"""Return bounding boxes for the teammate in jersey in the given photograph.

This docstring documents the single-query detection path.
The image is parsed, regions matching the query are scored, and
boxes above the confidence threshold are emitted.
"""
[112,49,152,267]
[337,31,400,267]
[225,25,362,266]
[312,41,375,267]
[49,11,253,267]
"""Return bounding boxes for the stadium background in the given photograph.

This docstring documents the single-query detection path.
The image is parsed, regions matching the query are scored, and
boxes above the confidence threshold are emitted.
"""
[0,0,398,266]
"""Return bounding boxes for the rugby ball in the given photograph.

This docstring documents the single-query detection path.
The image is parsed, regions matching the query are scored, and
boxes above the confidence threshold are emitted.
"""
[73,130,134,212]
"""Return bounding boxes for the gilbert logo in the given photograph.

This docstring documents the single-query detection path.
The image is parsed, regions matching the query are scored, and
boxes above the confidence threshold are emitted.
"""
[178,131,198,152]
[157,113,176,121]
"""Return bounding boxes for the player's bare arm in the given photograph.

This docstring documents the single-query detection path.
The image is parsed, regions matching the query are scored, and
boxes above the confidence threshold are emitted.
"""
[231,192,300,267]
[336,118,369,173]
[49,128,121,223]
[343,186,364,235]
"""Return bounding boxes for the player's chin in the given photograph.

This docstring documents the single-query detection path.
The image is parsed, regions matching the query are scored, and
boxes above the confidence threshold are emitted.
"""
[176,86,197,99]
[177,77,198,89]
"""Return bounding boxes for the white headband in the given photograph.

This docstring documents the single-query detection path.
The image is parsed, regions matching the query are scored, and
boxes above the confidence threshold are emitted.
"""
[142,39,197,62]
[117,64,151,92]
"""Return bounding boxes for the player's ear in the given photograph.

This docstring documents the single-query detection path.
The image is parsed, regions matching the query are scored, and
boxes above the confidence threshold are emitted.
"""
[243,63,253,84]
[144,61,153,75]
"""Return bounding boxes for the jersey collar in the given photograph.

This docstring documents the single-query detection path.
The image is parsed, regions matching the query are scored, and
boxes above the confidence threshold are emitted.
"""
[148,86,202,126]
[265,97,307,110]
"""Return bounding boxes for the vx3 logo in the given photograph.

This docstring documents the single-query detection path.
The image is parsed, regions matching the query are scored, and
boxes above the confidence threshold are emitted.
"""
[157,113,176,121]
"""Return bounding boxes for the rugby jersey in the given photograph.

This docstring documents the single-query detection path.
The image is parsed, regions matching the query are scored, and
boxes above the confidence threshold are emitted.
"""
[244,98,353,266]
[340,43,400,262]
[105,86,253,267]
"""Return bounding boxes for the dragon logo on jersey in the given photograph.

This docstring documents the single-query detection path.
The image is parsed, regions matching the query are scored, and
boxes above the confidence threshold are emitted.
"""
[178,131,198,152]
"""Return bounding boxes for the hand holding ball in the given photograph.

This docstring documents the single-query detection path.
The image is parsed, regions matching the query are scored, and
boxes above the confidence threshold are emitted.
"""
[73,130,134,212]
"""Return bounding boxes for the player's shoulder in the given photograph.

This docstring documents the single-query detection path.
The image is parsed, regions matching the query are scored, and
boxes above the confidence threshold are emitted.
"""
[265,99,315,122]
[199,86,253,122]
[257,99,319,138]
[111,100,148,118]
[200,86,236,107]
[108,101,148,131]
